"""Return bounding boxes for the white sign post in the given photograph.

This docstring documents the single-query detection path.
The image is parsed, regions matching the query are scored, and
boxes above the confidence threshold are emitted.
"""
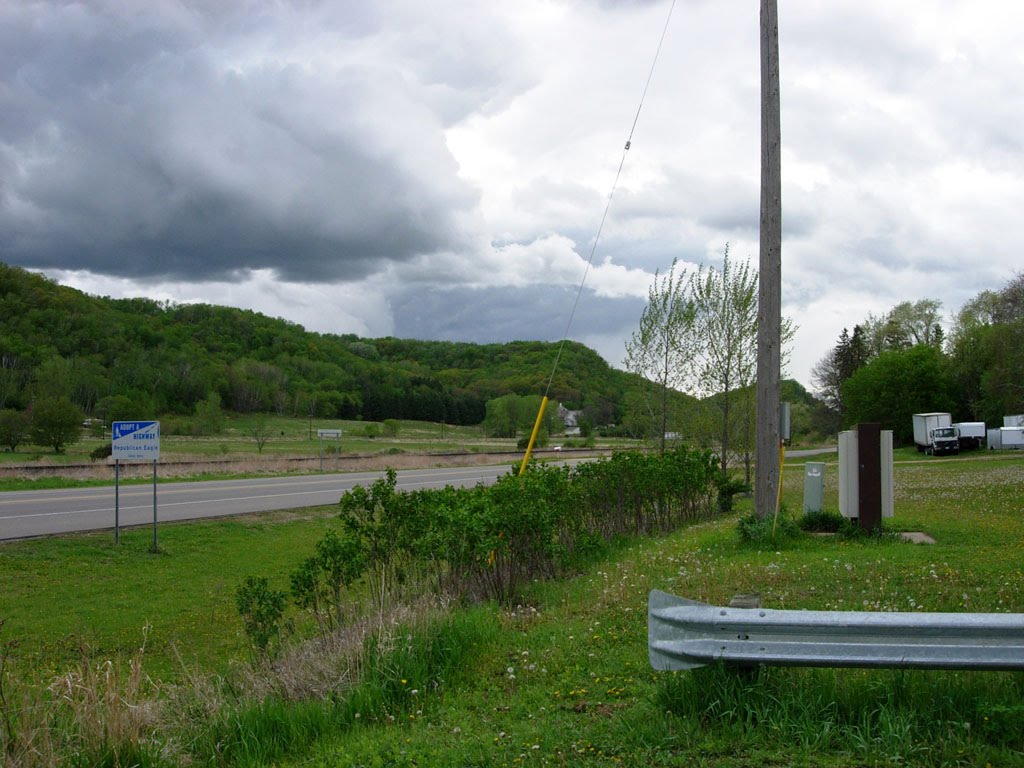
[112,421,161,548]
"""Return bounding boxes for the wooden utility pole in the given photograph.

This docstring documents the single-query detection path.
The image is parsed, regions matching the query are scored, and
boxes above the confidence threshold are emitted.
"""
[755,0,782,518]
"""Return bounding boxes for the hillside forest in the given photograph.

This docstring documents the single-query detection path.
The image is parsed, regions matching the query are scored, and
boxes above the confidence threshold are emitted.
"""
[2,262,1019,454]
[0,263,697,448]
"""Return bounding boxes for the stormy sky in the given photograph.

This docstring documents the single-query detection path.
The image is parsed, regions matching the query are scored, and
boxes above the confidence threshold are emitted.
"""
[3,0,1023,388]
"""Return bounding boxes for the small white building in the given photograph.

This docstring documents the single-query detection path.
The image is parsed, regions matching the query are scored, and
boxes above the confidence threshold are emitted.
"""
[557,403,582,436]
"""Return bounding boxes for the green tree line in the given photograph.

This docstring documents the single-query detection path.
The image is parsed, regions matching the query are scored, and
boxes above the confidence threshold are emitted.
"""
[0,263,655,435]
[812,274,1024,443]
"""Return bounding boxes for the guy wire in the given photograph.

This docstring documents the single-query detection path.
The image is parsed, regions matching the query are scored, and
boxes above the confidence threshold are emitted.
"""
[542,0,677,399]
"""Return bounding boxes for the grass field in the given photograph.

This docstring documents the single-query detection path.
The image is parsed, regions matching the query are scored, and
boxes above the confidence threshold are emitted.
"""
[1,449,1023,765]
[0,415,510,466]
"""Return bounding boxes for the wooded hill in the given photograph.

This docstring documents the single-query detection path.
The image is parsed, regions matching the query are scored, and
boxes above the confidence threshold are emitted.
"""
[0,263,674,429]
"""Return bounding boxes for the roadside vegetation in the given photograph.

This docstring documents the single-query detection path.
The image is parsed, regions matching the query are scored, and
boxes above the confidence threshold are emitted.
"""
[1,451,1022,766]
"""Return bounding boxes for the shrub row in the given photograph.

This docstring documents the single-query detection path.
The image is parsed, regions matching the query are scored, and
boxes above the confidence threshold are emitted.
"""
[236,450,713,649]
[236,447,723,655]
[338,447,722,607]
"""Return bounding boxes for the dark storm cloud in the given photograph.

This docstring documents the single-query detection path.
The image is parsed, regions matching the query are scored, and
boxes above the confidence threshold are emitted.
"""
[389,284,645,346]
[0,2,478,282]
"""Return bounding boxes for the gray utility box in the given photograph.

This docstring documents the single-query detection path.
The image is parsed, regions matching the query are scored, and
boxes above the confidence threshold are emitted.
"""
[803,462,825,515]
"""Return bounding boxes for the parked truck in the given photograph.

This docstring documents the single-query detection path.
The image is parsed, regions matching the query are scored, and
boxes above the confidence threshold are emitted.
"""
[912,412,959,455]
[988,426,1024,450]
[953,421,986,450]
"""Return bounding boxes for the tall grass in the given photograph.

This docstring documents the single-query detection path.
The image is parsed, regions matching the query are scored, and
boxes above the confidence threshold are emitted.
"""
[657,663,1024,764]
[179,605,500,767]
[1,629,161,768]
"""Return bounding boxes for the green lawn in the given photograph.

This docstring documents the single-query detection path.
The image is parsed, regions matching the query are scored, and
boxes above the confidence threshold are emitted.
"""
[0,509,340,681]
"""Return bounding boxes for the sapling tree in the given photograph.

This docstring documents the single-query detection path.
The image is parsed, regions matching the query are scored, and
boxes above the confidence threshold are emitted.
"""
[691,248,758,476]
[235,576,287,658]
[251,413,270,453]
[624,258,699,453]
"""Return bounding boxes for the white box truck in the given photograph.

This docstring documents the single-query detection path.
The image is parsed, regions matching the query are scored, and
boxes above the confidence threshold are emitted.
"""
[1003,415,1024,428]
[912,412,959,455]
[953,421,986,450]
[990,426,1024,450]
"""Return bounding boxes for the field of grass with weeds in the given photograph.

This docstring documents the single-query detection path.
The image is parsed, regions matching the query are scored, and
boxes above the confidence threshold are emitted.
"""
[0,415,528,470]
[1,450,1023,766]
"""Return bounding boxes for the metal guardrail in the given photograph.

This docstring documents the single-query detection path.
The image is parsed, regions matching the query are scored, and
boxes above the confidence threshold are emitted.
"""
[649,590,1024,672]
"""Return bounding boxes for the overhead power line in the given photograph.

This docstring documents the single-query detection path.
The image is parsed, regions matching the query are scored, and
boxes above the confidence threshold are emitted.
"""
[542,0,677,400]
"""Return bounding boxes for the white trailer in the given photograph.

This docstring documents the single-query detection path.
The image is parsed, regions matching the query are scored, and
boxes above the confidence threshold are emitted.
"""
[953,421,987,450]
[989,426,1024,450]
[1003,415,1024,428]
[912,412,958,455]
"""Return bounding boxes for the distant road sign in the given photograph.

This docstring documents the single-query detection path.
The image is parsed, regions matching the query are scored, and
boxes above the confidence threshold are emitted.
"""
[317,429,342,438]
[112,421,161,462]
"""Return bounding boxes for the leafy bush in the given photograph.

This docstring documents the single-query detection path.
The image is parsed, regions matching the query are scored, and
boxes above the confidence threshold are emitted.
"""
[235,577,288,658]
[516,433,548,450]
[716,473,750,513]
[330,447,720,606]
[291,531,367,634]
[338,469,402,607]
[799,510,899,540]
[90,442,113,461]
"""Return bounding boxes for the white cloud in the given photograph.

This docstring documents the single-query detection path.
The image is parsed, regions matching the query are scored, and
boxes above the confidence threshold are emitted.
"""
[4,0,1024,391]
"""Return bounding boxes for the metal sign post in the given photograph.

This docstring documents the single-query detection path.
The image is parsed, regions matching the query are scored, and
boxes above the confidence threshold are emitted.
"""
[152,460,158,552]
[114,459,120,544]
[317,429,342,471]
[111,421,161,546]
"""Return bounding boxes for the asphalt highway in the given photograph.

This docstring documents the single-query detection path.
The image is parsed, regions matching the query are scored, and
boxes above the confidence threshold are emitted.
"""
[0,464,515,541]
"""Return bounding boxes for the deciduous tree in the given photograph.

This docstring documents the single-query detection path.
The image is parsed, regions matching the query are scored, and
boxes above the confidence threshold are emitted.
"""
[812,325,870,420]
[0,409,30,451]
[692,249,757,475]
[842,346,954,444]
[624,259,698,453]
[28,397,83,453]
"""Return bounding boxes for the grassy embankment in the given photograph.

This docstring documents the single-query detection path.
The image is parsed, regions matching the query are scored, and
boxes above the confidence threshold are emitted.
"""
[1,449,1023,766]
